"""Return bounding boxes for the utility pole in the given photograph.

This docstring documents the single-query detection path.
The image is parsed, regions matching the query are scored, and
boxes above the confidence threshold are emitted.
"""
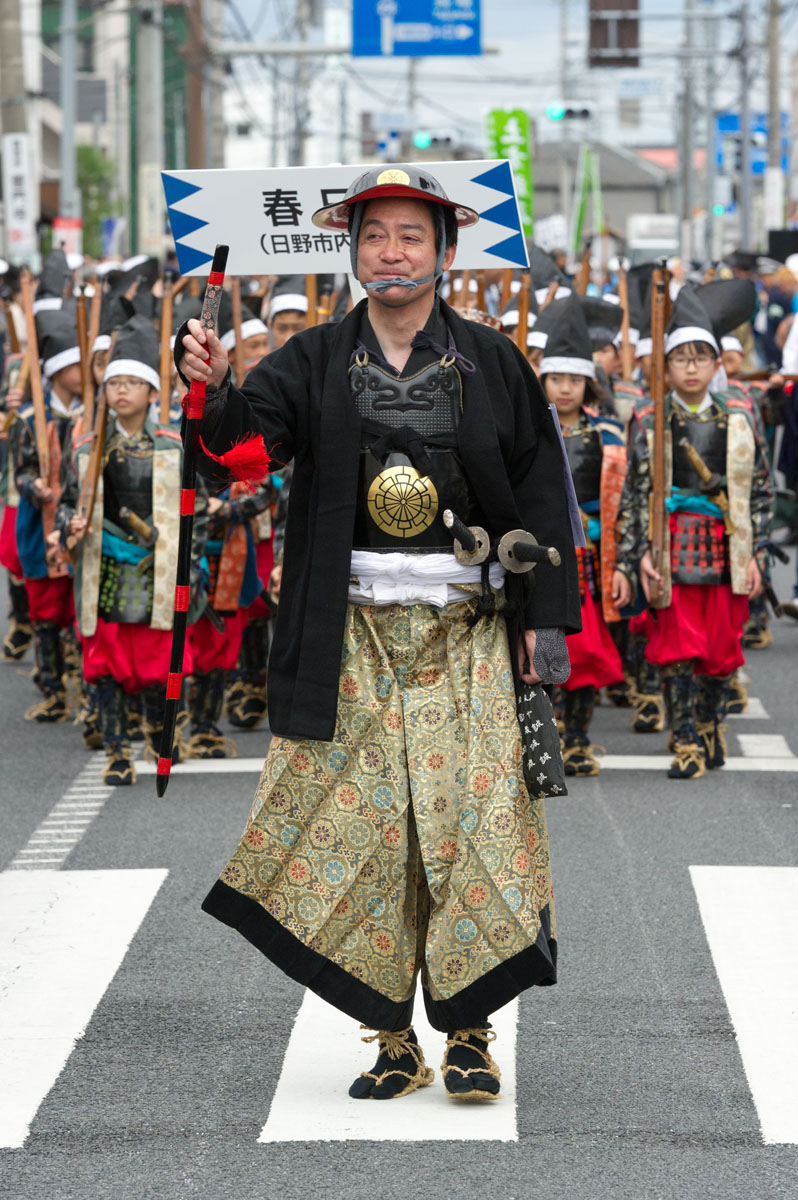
[703,0,717,259]
[204,0,225,168]
[136,0,164,254]
[292,0,312,166]
[187,0,206,168]
[764,0,783,233]
[739,1,752,248]
[790,53,798,226]
[59,0,80,221]
[680,0,696,260]
[558,0,570,217]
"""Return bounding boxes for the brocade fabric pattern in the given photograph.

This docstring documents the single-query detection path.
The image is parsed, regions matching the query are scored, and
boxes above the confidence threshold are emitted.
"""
[216,597,556,1008]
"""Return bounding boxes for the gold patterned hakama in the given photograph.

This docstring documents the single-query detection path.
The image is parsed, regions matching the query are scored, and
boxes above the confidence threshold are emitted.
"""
[202,596,557,1031]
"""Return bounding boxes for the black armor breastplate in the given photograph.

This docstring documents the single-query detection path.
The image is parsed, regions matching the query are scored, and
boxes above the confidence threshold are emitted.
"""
[102,436,154,528]
[671,408,727,491]
[563,426,602,506]
[350,352,485,551]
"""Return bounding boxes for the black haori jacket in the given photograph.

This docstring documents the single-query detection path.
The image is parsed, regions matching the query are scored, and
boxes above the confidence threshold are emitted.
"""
[189,298,581,741]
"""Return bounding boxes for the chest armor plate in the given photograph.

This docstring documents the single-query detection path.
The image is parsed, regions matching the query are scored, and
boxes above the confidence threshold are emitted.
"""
[563,426,602,506]
[670,409,727,491]
[350,353,484,551]
[102,436,154,527]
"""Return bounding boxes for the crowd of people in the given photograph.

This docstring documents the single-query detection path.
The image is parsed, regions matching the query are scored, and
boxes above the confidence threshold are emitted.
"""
[0,233,796,791]
[2,163,798,1104]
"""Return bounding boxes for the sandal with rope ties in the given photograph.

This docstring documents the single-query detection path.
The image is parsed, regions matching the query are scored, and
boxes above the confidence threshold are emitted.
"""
[349,1026,434,1100]
[441,1027,501,1100]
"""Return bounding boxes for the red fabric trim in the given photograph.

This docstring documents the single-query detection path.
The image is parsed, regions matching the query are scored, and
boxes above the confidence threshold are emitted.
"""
[188,610,246,673]
[0,506,22,576]
[185,399,205,419]
[166,672,183,700]
[564,588,624,690]
[180,489,196,515]
[208,271,225,286]
[174,585,190,612]
[81,619,179,691]
[24,576,74,626]
[644,583,748,675]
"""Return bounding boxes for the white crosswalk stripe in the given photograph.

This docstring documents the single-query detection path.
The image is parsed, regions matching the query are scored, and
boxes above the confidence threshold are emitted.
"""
[8,756,112,870]
[0,869,168,1149]
[260,991,518,1143]
[691,866,798,1145]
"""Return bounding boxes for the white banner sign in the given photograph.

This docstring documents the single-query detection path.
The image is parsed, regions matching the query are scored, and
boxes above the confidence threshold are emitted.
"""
[161,160,529,277]
[2,133,38,263]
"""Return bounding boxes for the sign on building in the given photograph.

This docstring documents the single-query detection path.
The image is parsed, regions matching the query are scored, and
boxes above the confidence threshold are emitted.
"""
[352,0,480,58]
[484,109,533,237]
[715,111,789,176]
[162,160,529,276]
[2,133,38,263]
[52,216,82,257]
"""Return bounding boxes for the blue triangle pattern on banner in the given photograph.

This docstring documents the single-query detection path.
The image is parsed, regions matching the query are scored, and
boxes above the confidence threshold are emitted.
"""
[162,172,202,208]
[471,161,514,197]
[168,207,208,242]
[484,232,528,268]
[174,241,213,275]
[479,197,520,232]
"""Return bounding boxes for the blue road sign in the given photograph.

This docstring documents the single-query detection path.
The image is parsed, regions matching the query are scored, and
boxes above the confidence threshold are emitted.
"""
[715,111,789,176]
[352,0,481,58]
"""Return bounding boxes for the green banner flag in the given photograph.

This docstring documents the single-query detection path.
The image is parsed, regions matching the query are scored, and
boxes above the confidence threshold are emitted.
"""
[485,109,534,236]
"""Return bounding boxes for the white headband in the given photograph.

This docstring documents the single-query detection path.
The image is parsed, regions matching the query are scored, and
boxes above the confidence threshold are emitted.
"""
[539,355,596,379]
[104,358,160,391]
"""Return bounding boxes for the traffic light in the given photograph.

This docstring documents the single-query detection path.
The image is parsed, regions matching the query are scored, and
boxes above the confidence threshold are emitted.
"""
[545,104,592,122]
[412,131,433,149]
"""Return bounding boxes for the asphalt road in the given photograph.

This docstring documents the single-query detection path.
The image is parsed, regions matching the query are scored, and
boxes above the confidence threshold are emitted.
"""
[1,555,796,1200]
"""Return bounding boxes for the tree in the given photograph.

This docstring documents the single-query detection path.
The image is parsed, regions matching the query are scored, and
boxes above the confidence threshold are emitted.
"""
[77,145,116,258]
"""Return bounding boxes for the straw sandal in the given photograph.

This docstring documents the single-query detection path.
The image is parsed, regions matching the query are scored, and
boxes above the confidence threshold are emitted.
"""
[349,1026,434,1100]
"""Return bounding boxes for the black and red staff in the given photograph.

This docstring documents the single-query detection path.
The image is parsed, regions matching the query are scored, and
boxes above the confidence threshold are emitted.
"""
[156,245,229,796]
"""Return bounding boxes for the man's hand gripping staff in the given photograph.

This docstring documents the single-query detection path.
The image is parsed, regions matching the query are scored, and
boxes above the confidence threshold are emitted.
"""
[156,246,273,796]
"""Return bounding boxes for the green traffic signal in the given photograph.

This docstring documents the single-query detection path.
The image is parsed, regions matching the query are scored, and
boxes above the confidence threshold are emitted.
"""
[545,103,566,121]
[712,203,725,216]
[412,131,433,149]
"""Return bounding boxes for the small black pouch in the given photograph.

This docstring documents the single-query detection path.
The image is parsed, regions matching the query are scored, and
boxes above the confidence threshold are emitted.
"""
[516,683,568,799]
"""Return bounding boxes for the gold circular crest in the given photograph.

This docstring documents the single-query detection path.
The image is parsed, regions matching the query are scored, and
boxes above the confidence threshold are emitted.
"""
[376,168,411,187]
[367,465,438,538]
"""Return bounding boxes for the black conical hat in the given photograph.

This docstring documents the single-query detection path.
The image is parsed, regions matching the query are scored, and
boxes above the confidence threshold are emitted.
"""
[695,277,757,339]
[627,262,656,353]
[578,294,623,349]
[38,307,80,378]
[528,244,567,289]
[116,255,159,319]
[93,291,135,352]
[269,275,308,319]
[665,285,718,355]
[539,294,595,378]
[34,248,70,312]
[527,294,569,350]
[104,313,160,390]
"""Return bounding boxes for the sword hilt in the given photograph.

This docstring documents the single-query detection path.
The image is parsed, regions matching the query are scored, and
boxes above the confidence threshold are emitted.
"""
[497,529,562,573]
[442,508,490,565]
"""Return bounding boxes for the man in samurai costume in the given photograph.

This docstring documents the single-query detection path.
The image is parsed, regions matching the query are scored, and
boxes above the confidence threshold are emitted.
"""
[176,165,581,1100]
